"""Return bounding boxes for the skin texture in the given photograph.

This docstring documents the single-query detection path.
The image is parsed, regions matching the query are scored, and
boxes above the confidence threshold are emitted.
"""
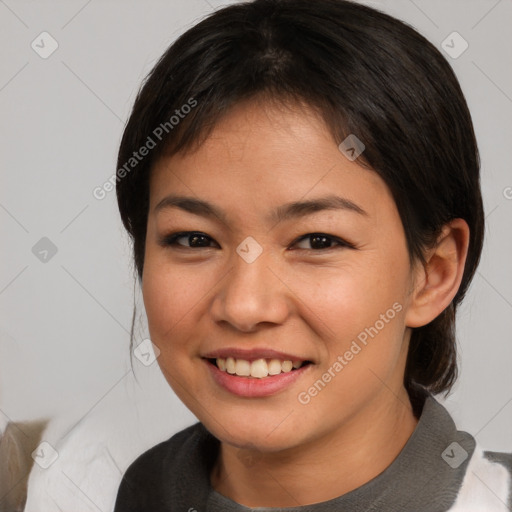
[142,97,470,507]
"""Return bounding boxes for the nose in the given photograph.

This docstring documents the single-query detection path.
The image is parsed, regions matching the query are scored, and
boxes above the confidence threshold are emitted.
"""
[210,248,290,332]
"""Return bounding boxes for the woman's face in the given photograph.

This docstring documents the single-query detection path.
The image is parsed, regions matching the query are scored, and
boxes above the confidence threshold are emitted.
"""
[143,99,417,452]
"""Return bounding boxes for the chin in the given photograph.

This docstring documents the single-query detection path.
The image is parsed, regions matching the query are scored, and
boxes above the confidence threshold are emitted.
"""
[201,408,306,453]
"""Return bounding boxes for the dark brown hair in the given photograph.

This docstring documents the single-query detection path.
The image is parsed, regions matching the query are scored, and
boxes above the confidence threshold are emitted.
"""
[116,0,484,397]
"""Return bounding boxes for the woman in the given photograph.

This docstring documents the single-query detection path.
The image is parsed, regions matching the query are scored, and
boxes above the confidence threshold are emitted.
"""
[113,0,512,510]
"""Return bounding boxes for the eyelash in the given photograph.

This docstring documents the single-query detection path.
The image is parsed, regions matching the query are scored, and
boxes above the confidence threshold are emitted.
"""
[159,231,355,252]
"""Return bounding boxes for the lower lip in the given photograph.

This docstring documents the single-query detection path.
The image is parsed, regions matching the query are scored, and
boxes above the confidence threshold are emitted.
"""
[205,359,312,398]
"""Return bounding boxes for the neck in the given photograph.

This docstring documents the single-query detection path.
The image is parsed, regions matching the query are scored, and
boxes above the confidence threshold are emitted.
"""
[210,387,419,508]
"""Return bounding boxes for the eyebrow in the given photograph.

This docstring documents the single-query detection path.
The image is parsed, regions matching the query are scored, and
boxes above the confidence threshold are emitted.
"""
[154,194,368,224]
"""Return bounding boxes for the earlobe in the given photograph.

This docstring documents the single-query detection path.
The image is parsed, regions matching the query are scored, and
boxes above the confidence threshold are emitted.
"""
[405,218,470,328]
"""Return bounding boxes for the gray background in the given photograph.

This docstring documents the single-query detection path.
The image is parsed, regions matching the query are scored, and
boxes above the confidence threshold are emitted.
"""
[1,0,511,452]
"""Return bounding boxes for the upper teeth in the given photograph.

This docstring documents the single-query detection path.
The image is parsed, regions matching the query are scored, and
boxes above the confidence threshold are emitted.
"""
[216,357,303,378]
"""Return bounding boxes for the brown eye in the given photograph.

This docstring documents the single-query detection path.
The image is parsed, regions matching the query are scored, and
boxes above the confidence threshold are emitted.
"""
[161,231,218,248]
[293,233,353,251]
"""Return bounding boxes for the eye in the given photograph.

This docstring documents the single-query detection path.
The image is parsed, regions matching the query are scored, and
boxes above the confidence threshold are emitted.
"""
[160,231,354,251]
[292,233,354,251]
[160,231,219,249]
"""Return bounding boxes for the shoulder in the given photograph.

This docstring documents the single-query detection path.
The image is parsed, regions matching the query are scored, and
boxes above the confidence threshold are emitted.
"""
[449,444,512,511]
[483,449,512,471]
[414,393,511,510]
[123,421,204,481]
[113,421,208,510]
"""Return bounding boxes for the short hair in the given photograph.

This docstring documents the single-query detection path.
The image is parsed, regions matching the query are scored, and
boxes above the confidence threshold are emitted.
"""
[116,0,485,397]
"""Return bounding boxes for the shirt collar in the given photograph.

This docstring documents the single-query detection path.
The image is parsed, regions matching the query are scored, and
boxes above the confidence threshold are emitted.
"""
[177,393,476,511]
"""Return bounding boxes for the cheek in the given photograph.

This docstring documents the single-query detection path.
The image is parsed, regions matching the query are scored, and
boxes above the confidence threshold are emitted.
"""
[141,251,222,361]
[293,257,407,337]
[292,257,410,384]
[141,258,210,400]
[141,254,196,346]
[298,281,407,414]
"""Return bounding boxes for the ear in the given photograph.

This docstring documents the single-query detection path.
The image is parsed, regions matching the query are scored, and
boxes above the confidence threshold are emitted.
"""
[405,218,470,328]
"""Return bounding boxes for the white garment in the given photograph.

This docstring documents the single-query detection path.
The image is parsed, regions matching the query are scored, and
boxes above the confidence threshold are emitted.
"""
[449,444,511,511]
[23,365,196,512]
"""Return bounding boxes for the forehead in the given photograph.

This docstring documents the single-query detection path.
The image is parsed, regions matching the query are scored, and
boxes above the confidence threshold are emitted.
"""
[148,99,394,222]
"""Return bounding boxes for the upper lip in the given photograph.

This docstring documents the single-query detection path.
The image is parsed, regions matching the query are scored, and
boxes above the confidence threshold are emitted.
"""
[202,347,311,362]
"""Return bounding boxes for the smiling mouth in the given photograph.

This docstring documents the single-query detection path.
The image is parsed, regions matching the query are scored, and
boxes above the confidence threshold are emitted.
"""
[206,357,312,379]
